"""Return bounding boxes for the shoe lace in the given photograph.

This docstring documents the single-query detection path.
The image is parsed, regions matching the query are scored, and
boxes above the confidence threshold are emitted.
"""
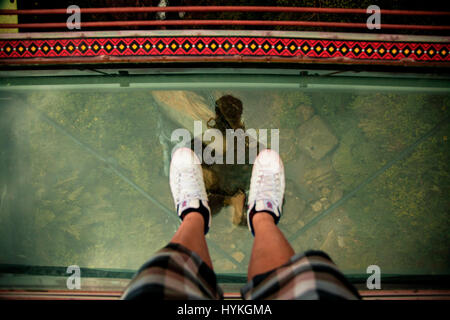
[175,167,203,203]
[255,169,281,205]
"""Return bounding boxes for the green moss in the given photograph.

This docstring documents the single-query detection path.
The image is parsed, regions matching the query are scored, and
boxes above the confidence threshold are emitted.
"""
[279,91,312,129]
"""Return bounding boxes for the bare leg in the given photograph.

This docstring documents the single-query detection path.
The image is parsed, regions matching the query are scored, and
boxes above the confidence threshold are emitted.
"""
[171,212,213,269]
[248,212,295,281]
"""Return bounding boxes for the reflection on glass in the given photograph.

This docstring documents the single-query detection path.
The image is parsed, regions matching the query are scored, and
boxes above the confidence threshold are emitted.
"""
[0,74,448,286]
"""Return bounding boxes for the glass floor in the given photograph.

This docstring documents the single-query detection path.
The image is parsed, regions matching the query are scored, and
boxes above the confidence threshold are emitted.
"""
[0,68,449,289]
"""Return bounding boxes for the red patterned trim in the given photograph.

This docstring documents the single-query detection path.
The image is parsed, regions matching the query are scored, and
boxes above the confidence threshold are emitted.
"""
[0,36,449,63]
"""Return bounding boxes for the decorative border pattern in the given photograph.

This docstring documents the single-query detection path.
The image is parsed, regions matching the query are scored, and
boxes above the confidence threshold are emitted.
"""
[0,36,449,63]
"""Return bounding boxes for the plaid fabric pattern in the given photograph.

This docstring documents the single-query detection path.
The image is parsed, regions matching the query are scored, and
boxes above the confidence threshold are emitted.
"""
[121,243,223,300]
[121,243,360,300]
[241,250,361,300]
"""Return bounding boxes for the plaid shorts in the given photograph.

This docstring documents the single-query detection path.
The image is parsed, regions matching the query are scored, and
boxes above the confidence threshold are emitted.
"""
[121,243,360,300]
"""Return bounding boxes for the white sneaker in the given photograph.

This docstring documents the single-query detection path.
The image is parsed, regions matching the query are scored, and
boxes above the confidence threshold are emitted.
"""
[247,149,285,236]
[169,147,211,234]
